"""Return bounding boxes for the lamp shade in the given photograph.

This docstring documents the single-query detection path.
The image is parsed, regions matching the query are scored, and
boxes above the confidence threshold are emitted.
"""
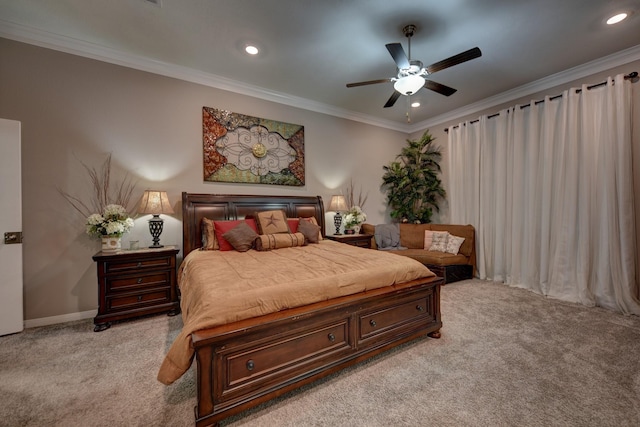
[393,75,425,95]
[328,195,348,212]
[138,190,175,215]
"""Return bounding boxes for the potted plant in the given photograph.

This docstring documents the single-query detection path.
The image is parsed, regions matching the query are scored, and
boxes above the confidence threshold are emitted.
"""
[343,205,367,234]
[381,130,445,223]
[59,153,137,250]
[86,204,135,251]
[342,179,368,234]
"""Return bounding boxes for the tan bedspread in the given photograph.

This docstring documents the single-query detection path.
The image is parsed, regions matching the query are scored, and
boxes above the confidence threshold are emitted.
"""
[157,239,435,384]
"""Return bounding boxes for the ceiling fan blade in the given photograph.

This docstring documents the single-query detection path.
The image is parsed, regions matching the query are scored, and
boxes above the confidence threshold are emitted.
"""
[425,80,457,97]
[346,78,393,88]
[383,91,401,108]
[425,47,482,74]
[385,43,410,70]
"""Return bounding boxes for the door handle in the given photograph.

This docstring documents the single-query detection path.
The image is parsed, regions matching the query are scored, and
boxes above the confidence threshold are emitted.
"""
[4,232,23,244]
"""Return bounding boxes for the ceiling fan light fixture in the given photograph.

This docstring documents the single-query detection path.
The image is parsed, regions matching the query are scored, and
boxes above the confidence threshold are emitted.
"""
[394,75,425,95]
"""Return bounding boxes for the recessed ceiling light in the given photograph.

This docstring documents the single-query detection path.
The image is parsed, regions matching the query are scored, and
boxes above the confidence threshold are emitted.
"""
[411,102,420,108]
[245,45,259,55]
[606,12,628,25]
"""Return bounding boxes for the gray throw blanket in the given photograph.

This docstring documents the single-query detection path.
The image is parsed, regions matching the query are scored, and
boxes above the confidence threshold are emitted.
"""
[374,223,406,251]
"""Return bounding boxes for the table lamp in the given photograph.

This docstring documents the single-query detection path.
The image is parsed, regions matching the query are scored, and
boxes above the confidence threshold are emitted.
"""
[328,195,347,235]
[138,190,174,248]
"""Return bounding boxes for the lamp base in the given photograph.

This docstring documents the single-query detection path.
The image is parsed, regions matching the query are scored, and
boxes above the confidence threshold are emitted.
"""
[333,212,343,235]
[148,215,165,248]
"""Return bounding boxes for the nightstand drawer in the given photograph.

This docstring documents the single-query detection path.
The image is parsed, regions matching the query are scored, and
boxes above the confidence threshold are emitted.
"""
[108,288,171,311]
[351,239,372,248]
[325,234,373,248]
[107,271,171,292]
[104,255,174,274]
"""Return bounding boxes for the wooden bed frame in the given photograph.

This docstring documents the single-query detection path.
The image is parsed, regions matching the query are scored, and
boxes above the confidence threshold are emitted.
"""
[180,192,444,427]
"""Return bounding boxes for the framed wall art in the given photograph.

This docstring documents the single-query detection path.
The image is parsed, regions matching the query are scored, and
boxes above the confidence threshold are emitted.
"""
[203,107,305,186]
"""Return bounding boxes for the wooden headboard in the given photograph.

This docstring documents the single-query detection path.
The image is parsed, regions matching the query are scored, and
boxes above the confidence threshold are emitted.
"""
[181,192,325,257]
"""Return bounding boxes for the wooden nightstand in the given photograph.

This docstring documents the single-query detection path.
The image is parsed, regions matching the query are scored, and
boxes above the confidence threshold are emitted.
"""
[92,246,180,332]
[325,233,374,249]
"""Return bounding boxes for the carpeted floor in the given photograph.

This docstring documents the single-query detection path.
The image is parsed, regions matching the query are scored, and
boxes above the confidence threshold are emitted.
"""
[1,279,639,427]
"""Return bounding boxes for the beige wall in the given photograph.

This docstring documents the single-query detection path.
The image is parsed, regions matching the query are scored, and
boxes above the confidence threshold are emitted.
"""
[2,36,638,323]
[414,59,640,286]
[0,38,408,322]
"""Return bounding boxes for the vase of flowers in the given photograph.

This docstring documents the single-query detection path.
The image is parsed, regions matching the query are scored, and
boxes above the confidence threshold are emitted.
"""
[86,204,134,252]
[343,206,367,235]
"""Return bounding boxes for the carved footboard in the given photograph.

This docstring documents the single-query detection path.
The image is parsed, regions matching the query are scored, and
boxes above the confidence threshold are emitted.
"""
[192,276,442,427]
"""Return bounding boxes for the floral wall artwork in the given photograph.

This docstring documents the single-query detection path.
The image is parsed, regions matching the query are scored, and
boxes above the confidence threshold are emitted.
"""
[203,107,305,186]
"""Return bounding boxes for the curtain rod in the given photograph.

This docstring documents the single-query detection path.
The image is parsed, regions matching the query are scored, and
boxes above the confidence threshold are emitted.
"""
[445,71,638,132]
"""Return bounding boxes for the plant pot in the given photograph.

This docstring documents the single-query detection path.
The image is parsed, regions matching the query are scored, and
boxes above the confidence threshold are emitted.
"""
[101,236,121,252]
[344,225,361,235]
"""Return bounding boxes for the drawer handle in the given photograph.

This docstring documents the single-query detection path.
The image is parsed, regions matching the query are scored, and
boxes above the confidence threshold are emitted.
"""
[137,278,143,284]
[246,360,255,371]
[416,305,424,312]
[328,333,335,342]
[137,295,143,302]
[369,319,377,327]
[137,262,142,268]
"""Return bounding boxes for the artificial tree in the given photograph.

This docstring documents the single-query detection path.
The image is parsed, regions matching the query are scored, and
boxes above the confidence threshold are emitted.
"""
[381,130,445,223]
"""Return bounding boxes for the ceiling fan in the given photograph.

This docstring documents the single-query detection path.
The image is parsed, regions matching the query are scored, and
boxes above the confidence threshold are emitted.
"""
[346,24,482,108]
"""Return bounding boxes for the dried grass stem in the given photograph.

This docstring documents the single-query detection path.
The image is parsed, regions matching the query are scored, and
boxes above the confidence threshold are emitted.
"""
[58,153,137,217]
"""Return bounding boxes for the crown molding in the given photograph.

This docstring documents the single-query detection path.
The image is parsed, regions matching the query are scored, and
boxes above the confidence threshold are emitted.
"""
[2,19,636,135]
[411,44,640,132]
[0,19,411,133]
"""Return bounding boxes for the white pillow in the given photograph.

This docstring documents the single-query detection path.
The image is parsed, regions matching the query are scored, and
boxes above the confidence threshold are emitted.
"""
[445,234,465,255]
[424,230,434,249]
[429,231,449,252]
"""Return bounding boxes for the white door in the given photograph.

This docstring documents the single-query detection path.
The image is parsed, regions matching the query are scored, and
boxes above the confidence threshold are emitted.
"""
[0,118,23,335]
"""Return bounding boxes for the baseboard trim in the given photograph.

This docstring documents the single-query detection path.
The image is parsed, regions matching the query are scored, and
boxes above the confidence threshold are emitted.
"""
[24,310,97,329]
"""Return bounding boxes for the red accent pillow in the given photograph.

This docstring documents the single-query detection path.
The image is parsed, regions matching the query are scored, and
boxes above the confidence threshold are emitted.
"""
[287,218,299,233]
[214,219,258,251]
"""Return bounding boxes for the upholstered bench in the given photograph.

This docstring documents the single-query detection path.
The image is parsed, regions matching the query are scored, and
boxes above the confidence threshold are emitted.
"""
[361,223,476,284]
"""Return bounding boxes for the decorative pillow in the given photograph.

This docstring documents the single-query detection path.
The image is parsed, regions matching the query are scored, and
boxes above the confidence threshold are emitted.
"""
[287,218,300,233]
[201,218,219,250]
[214,219,258,251]
[423,230,434,250]
[254,210,290,235]
[255,232,306,251]
[429,231,449,252]
[299,216,323,240]
[222,222,259,252]
[298,219,321,244]
[445,234,465,255]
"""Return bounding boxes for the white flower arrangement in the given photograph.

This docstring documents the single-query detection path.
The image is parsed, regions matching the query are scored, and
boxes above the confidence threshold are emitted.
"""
[86,204,134,238]
[343,205,367,229]
[58,153,137,239]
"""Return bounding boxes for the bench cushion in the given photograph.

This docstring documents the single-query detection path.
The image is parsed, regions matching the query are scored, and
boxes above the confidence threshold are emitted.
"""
[386,249,468,266]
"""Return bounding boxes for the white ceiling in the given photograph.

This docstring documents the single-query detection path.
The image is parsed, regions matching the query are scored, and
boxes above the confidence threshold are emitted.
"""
[1,0,639,131]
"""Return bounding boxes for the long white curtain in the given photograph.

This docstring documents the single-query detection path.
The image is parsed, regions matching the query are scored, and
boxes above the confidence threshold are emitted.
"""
[447,74,640,315]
